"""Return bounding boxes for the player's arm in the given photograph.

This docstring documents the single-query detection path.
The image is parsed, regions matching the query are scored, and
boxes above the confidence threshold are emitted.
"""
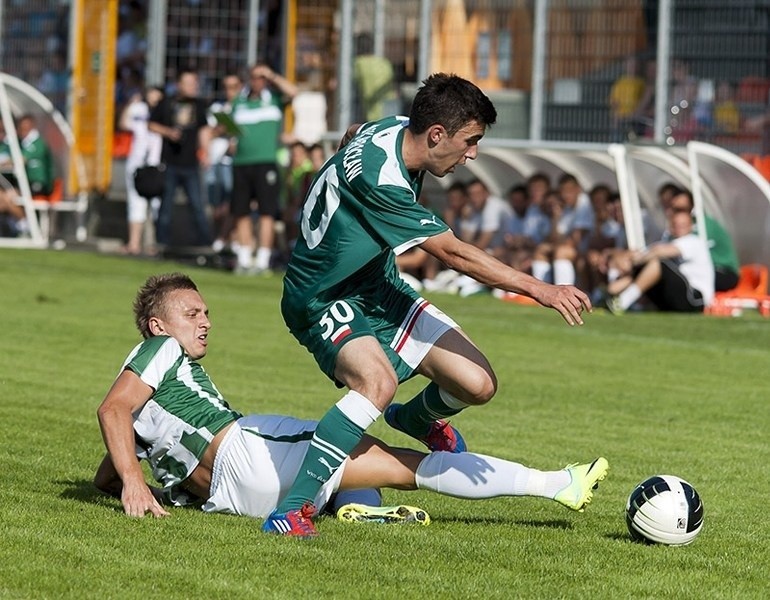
[252,64,299,100]
[197,125,214,168]
[96,369,170,518]
[632,242,680,265]
[421,230,591,326]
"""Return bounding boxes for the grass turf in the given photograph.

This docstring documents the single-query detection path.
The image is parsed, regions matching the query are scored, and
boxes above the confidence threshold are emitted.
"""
[1,248,768,599]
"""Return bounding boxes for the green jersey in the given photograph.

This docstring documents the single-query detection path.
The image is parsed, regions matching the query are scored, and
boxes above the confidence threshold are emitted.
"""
[231,91,285,165]
[21,129,54,193]
[703,214,739,273]
[282,116,448,322]
[124,335,241,493]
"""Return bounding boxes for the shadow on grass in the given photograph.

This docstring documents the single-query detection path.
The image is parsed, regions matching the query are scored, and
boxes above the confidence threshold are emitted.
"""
[54,478,118,508]
[605,531,646,544]
[434,515,574,530]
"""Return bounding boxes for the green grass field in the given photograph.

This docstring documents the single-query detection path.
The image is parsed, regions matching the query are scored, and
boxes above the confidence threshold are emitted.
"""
[1,249,768,599]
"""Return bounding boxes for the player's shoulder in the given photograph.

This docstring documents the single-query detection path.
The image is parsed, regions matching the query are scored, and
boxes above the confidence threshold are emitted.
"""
[132,335,183,360]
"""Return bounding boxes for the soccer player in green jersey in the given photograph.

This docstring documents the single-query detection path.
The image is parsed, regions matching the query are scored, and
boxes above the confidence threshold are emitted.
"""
[265,74,593,537]
[94,273,607,530]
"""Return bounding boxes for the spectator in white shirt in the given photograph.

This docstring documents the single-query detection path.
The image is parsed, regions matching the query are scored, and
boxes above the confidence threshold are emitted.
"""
[605,207,714,313]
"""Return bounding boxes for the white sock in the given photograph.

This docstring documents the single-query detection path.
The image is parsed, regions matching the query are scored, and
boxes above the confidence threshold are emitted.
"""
[415,452,570,499]
[553,259,575,286]
[607,267,621,283]
[336,390,382,429]
[532,260,552,283]
[619,283,642,310]
[237,246,253,269]
[438,388,470,411]
[255,247,272,270]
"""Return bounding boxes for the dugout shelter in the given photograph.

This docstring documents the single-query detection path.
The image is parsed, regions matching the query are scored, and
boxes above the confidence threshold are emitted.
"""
[423,140,770,268]
[0,72,89,248]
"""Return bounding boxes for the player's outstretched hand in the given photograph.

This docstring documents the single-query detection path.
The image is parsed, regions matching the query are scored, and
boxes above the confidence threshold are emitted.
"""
[121,481,171,518]
[533,283,592,326]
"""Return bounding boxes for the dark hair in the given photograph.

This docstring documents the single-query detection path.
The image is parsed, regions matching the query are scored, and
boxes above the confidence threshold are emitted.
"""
[589,184,612,198]
[672,189,695,210]
[466,178,487,191]
[508,183,528,197]
[177,67,198,81]
[658,182,683,198]
[133,273,198,339]
[408,73,497,136]
[447,181,468,194]
[223,71,243,82]
[557,173,579,187]
[526,172,551,187]
[143,86,164,103]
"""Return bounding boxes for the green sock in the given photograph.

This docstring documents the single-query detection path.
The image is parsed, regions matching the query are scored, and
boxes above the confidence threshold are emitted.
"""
[393,382,467,437]
[276,392,379,512]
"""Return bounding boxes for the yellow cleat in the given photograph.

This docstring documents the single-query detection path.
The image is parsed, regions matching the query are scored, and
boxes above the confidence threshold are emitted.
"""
[554,457,609,512]
[336,503,431,525]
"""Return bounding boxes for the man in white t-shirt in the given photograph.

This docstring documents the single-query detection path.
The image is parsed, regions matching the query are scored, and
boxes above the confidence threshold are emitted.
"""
[120,86,164,255]
[456,178,512,295]
[605,209,714,313]
[459,178,512,252]
[206,72,244,252]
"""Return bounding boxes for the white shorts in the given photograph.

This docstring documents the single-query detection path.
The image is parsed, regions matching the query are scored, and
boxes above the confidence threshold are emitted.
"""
[202,414,346,518]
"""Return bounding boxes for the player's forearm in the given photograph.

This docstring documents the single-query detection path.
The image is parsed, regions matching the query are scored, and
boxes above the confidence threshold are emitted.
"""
[270,72,298,99]
[96,404,146,488]
[431,237,541,297]
[635,243,678,263]
[646,243,680,260]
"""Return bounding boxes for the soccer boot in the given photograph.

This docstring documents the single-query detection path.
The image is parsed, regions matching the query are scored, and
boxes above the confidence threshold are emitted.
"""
[261,503,319,538]
[384,403,467,453]
[605,296,625,315]
[336,503,431,526]
[554,457,609,512]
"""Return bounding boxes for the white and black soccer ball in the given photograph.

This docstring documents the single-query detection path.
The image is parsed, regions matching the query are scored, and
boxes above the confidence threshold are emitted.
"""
[625,475,704,546]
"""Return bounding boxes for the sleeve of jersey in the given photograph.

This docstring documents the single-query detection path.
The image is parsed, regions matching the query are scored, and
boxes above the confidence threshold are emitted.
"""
[359,185,449,255]
[124,336,183,391]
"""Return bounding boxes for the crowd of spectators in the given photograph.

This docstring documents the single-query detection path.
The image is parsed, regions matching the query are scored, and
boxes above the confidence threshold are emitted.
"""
[608,53,767,151]
[0,3,746,312]
[397,173,739,315]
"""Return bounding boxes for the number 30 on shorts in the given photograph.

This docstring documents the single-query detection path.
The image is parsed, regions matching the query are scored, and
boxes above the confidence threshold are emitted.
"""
[319,301,355,344]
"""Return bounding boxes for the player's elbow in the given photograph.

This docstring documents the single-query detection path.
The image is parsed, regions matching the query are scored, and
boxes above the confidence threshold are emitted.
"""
[96,402,111,427]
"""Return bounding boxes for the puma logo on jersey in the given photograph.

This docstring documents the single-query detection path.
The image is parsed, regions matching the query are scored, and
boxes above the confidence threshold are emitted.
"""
[420,216,438,226]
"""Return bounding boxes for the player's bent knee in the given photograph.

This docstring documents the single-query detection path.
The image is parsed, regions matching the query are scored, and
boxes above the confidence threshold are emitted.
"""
[458,367,497,405]
[347,368,398,410]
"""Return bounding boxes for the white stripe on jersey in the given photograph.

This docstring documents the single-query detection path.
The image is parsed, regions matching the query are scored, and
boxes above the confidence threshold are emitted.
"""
[233,104,283,125]
[372,120,415,194]
[176,358,231,412]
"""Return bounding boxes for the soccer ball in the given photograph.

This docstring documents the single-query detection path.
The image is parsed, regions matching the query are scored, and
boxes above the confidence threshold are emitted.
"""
[625,475,704,545]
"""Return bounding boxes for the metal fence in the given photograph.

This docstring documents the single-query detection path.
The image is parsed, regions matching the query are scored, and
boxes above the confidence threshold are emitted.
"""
[1,0,770,157]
